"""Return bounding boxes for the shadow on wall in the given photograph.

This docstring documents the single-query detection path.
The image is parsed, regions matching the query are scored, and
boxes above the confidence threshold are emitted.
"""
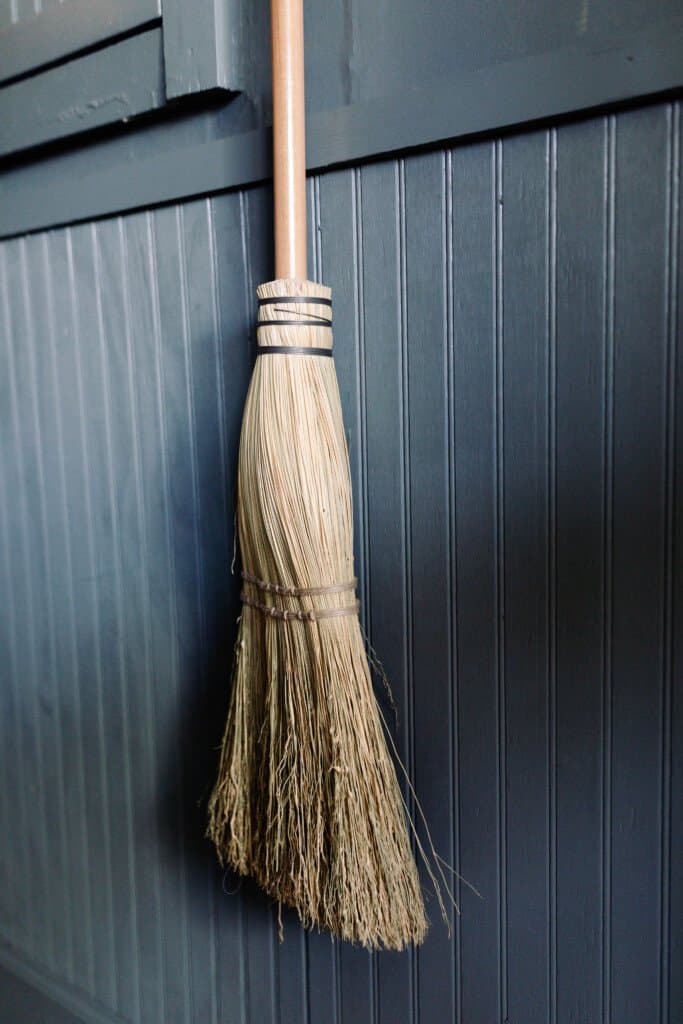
[152,323,277,925]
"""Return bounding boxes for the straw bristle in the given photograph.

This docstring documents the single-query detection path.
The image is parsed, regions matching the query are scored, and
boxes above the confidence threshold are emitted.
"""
[207,279,428,949]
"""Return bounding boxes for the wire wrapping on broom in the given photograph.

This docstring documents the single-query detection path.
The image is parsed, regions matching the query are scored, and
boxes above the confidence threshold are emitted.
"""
[240,569,359,620]
[258,295,332,327]
[257,295,332,307]
[257,295,333,354]
[256,344,333,356]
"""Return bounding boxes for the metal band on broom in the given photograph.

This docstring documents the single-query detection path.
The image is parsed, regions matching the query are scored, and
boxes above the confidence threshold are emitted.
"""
[207,0,454,949]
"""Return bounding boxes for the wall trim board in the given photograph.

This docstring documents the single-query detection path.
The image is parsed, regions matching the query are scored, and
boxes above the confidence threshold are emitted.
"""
[0,13,681,239]
[0,943,125,1024]
[0,28,166,159]
[0,0,161,87]
[162,0,236,98]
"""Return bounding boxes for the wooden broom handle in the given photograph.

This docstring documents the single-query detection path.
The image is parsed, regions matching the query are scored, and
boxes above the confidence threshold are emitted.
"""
[271,0,307,280]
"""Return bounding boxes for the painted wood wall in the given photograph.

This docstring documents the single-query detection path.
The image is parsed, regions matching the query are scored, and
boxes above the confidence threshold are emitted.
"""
[0,98,681,1023]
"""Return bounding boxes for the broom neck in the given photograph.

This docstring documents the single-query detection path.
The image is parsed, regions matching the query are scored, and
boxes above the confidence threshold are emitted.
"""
[271,0,307,281]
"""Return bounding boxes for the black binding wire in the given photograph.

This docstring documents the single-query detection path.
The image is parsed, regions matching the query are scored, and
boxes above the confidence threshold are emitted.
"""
[258,295,332,307]
[257,319,332,328]
[256,345,333,357]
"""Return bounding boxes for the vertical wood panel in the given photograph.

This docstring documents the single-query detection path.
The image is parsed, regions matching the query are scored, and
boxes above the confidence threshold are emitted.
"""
[601,111,617,1024]
[143,205,194,1023]
[669,101,683,1024]
[500,128,551,1024]
[12,238,57,973]
[119,211,171,1024]
[31,228,86,990]
[0,246,32,959]
[554,117,606,1024]
[92,216,144,1023]
[23,232,75,979]
[610,104,669,1024]
[42,227,97,996]
[176,194,258,1024]
[2,238,52,967]
[660,99,680,1024]
[404,150,456,1023]
[152,202,217,1024]
[177,197,225,1024]
[450,138,502,1024]
[208,188,252,1024]
[67,221,119,1009]
[94,213,160,1022]
[360,158,416,1024]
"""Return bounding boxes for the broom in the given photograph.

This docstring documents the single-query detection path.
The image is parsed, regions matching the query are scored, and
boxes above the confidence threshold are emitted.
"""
[207,0,432,949]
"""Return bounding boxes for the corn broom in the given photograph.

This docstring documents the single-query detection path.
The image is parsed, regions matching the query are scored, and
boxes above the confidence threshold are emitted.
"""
[207,0,429,949]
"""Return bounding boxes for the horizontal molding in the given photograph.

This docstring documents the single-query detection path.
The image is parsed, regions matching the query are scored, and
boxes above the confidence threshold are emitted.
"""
[0,0,160,87]
[1,14,681,238]
[0,28,166,159]
[0,942,125,1024]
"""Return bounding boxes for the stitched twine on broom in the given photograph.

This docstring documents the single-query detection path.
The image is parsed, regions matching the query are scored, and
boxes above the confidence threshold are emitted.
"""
[207,279,454,949]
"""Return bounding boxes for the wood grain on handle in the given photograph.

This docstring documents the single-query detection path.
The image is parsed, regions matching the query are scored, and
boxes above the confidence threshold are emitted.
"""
[271,0,307,280]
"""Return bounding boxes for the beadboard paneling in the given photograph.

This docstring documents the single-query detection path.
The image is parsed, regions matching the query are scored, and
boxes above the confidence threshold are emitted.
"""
[0,99,681,1023]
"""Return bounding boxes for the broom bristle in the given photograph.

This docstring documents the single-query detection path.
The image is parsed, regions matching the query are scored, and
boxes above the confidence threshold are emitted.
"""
[207,278,428,949]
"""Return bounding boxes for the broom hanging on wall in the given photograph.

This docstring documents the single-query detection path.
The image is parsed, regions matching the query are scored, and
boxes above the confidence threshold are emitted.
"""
[207,0,441,949]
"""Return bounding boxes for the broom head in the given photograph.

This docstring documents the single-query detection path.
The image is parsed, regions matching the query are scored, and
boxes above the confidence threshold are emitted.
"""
[207,278,428,949]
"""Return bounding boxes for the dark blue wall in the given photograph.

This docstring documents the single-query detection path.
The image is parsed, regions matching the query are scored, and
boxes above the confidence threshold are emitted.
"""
[0,99,681,1023]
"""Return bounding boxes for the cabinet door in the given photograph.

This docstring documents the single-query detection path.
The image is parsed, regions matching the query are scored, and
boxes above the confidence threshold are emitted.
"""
[0,0,236,157]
